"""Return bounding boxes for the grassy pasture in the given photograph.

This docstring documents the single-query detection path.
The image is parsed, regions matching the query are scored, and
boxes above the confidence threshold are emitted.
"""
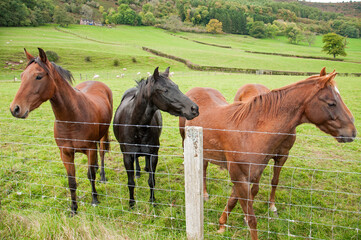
[0,25,360,239]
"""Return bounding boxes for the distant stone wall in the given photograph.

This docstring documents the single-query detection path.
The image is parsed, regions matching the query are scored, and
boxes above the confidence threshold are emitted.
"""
[245,50,345,62]
[171,34,232,49]
[142,47,361,77]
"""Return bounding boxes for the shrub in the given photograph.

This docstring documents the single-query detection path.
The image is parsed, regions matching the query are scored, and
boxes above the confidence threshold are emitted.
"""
[206,19,223,34]
[113,59,120,66]
[45,50,59,62]
[85,56,91,62]
[248,21,267,39]
[132,57,137,63]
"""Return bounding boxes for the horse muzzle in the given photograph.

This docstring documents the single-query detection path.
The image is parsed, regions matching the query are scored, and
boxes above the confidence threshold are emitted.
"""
[336,129,357,143]
[184,104,199,120]
[9,105,29,119]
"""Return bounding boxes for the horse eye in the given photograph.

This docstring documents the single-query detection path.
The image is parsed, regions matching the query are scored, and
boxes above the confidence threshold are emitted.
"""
[328,102,336,107]
[36,75,43,80]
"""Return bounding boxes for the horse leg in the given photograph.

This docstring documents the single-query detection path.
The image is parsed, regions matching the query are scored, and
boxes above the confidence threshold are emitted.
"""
[135,157,141,179]
[269,156,288,216]
[147,154,158,204]
[234,182,258,240]
[99,131,110,183]
[218,186,238,233]
[203,160,209,201]
[124,154,136,207]
[245,174,263,225]
[61,149,77,215]
[87,148,99,206]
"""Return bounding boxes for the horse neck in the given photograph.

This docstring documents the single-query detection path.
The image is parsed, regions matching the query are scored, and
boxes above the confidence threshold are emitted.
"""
[131,87,158,126]
[49,75,81,121]
[241,83,319,133]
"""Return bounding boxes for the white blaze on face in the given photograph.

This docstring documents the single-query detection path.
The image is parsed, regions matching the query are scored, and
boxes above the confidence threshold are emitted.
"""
[334,86,340,95]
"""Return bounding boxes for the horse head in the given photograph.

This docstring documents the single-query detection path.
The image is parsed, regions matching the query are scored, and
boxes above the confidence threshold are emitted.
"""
[148,67,199,120]
[10,48,57,118]
[303,69,356,143]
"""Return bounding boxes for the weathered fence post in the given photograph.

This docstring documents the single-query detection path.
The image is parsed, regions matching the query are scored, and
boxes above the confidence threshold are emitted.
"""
[184,126,204,240]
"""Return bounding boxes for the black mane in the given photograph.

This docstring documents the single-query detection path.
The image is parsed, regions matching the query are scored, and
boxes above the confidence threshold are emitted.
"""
[135,77,148,89]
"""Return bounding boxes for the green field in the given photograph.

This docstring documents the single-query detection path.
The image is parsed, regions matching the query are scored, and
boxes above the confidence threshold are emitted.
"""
[0,25,360,239]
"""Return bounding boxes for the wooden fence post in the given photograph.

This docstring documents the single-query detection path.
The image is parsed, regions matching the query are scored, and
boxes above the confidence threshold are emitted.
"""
[184,126,204,240]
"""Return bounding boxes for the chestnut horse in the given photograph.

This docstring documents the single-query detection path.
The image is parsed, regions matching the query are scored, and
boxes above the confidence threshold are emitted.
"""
[179,70,356,239]
[10,48,113,214]
[113,67,199,207]
[234,83,270,102]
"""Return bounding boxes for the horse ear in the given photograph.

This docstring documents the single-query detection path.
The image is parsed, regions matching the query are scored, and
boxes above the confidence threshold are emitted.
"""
[164,67,170,77]
[320,71,337,88]
[24,48,34,61]
[320,67,326,76]
[38,48,48,63]
[153,67,160,81]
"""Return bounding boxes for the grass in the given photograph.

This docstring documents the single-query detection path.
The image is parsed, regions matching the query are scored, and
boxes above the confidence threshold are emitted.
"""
[0,25,360,239]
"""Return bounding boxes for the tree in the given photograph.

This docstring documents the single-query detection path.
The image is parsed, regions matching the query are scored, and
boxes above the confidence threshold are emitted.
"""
[140,12,155,26]
[322,33,346,58]
[206,19,223,34]
[248,21,266,38]
[53,6,73,27]
[265,23,280,39]
[0,0,54,27]
[285,25,304,44]
[81,4,93,20]
[304,31,316,46]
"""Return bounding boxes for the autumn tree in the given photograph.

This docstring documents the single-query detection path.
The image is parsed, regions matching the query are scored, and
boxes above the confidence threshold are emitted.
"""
[206,19,223,34]
[322,33,346,58]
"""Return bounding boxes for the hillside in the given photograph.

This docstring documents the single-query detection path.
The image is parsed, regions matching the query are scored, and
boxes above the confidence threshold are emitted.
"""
[1,0,361,40]
[274,0,361,18]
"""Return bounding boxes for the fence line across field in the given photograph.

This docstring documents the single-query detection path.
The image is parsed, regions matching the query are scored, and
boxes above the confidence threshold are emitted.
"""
[1,116,359,142]
[1,119,360,239]
[2,133,361,165]
[2,144,360,199]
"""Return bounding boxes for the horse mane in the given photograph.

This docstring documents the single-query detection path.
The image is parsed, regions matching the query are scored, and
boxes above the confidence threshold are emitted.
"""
[27,57,74,85]
[229,74,334,125]
[136,78,148,90]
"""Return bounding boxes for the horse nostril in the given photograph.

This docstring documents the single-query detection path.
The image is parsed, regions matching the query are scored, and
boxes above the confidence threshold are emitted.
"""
[191,105,199,114]
[352,130,357,138]
[11,105,20,117]
[14,105,20,115]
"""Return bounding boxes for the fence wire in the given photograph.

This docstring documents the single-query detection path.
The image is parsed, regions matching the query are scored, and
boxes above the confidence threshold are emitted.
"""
[1,70,360,239]
[1,116,360,239]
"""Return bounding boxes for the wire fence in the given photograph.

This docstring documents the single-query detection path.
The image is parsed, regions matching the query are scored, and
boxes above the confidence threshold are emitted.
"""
[1,70,360,239]
[1,115,360,239]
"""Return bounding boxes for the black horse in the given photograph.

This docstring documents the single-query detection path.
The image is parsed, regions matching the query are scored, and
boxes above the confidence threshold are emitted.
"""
[113,67,199,207]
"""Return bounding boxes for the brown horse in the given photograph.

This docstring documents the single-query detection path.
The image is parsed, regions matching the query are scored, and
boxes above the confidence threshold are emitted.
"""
[234,83,270,102]
[179,69,356,239]
[9,48,113,214]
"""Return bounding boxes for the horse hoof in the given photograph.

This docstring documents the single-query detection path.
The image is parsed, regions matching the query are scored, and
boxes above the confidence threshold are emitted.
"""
[92,198,100,206]
[129,200,136,208]
[243,217,249,227]
[69,210,77,217]
[100,176,107,183]
[272,211,279,217]
[270,205,278,217]
[149,198,157,206]
[217,226,226,234]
